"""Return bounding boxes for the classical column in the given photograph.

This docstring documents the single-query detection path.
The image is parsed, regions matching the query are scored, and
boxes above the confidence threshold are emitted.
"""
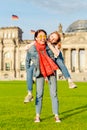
[15,46,20,78]
[85,48,87,72]
[75,48,79,73]
[0,50,2,70]
[0,40,3,71]
[64,48,71,72]
[0,46,3,78]
[2,48,5,71]
[67,48,71,72]
[11,49,14,70]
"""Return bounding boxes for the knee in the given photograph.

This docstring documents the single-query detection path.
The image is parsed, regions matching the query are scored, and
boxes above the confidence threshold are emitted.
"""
[35,94,43,105]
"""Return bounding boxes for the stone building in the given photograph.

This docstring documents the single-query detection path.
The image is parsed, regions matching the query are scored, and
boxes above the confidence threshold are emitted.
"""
[58,20,87,81]
[0,20,87,81]
[0,27,31,80]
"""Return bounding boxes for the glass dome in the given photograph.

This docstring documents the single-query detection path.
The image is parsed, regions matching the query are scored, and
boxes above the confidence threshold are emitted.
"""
[65,20,87,33]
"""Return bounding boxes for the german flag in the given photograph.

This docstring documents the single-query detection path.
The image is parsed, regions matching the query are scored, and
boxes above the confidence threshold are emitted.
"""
[11,15,19,20]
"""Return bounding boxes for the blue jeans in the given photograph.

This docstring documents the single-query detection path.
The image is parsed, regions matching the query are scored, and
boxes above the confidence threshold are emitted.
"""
[55,52,71,79]
[35,75,59,115]
[26,64,34,91]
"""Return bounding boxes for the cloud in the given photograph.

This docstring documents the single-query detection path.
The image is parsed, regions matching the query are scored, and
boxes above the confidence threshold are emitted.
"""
[28,0,87,14]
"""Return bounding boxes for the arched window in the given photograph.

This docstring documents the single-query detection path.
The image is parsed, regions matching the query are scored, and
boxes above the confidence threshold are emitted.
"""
[20,52,26,71]
[5,63,10,71]
[4,52,11,59]
[20,61,25,71]
[4,52,11,71]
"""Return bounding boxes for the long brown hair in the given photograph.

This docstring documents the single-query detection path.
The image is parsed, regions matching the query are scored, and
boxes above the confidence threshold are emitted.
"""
[48,31,61,43]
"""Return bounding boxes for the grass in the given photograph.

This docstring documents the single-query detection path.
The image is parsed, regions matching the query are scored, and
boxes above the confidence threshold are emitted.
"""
[0,80,87,130]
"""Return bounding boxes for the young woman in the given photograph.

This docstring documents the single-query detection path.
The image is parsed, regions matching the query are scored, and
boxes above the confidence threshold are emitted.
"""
[47,31,77,89]
[24,31,77,104]
[25,29,61,123]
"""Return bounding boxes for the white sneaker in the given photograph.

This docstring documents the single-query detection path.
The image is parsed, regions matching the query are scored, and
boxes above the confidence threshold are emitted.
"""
[69,82,77,89]
[55,116,61,123]
[34,116,40,123]
[24,94,34,103]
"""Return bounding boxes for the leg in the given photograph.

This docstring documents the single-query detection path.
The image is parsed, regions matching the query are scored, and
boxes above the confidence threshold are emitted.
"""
[24,65,34,103]
[48,75,58,115]
[55,56,71,79]
[55,52,77,88]
[35,76,44,122]
[48,75,61,122]
[26,65,34,92]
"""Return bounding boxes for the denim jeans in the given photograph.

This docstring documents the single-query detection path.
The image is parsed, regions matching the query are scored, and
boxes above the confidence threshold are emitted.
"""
[55,51,71,79]
[35,75,59,115]
[26,64,34,91]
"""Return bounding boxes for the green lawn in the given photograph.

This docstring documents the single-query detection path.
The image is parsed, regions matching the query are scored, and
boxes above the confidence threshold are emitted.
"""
[0,80,87,130]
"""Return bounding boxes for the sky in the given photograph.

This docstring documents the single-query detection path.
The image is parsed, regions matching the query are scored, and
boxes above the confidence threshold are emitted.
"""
[0,0,87,40]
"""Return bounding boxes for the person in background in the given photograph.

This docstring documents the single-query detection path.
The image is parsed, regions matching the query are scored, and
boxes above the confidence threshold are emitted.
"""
[25,29,61,123]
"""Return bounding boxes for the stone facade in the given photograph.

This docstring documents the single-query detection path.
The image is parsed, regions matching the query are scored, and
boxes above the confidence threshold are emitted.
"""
[0,20,87,81]
[0,27,32,80]
[57,20,87,81]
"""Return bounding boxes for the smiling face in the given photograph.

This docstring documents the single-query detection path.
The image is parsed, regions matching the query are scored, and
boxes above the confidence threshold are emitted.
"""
[35,31,47,44]
[48,32,61,44]
[49,33,59,44]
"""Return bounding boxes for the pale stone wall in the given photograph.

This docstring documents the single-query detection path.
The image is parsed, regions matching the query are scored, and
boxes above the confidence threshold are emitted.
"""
[57,31,87,81]
[0,27,27,80]
[0,26,87,81]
